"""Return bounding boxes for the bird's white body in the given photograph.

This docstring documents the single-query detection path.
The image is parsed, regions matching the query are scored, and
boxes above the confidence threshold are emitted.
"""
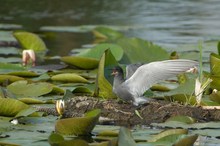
[112,59,198,106]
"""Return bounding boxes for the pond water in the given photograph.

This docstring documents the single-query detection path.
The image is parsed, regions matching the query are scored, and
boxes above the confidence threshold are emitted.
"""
[1,0,220,56]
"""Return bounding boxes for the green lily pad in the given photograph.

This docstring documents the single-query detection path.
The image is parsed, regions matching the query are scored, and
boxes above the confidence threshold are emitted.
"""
[117,37,169,63]
[48,133,64,145]
[7,80,53,97]
[15,107,38,118]
[72,86,93,95]
[0,98,29,117]
[48,133,89,146]
[51,73,89,83]
[55,109,101,135]
[210,90,220,103]
[149,129,188,142]
[78,43,124,61]
[210,53,220,75]
[13,31,47,51]
[8,71,39,77]
[94,49,118,98]
[0,63,26,74]
[173,134,198,146]
[0,47,19,55]
[163,74,196,104]
[0,57,21,63]
[0,31,17,41]
[0,142,20,146]
[118,127,137,146]
[92,27,124,40]
[0,74,24,83]
[18,97,46,104]
[166,116,196,124]
[61,56,99,69]
[210,75,220,90]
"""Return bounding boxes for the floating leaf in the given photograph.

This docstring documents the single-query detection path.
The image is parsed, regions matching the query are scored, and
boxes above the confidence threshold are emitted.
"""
[51,73,89,83]
[0,47,19,55]
[78,43,124,61]
[118,127,137,146]
[59,139,89,146]
[94,49,118,98]
[48,132,64,145]
[8,71,39,77]
[117,37,169,63]
[149,129,188,142]
[13,31,47,51]
[18,97,46,104]
[0,63,25,74]
[55,109,101,135]
[163,74,196,104]
[210,53,220,75]
[210,90,220,103]
[173,134,198,146]
[166,116,196,124]
[7,80,53,97]
[0,98,29,116]
[210,75,220,91]
[0,74,24,83]
[92,27,124,40]
[0,142,20,146]
[61,56,99,69]
[72,86,93,95]
[15,107,38,118]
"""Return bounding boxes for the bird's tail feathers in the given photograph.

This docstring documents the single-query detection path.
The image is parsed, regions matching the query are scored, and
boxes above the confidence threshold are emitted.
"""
[133,96,149,106]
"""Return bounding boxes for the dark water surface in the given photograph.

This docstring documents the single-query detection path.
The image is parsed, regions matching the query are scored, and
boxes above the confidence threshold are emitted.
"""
[1,0,220,55]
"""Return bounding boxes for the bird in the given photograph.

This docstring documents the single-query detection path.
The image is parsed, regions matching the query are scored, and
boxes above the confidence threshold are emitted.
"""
[111,59,198,106]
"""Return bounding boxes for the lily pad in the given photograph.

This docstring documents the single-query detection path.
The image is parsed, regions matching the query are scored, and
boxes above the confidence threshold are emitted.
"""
[0,47,19,55]
[15,107,38,118]
[210,75,220,91]
[94,49,118,98]
[18,97,46,104]
[78,43,124,61]
[48,132,90,146]
[118,127,137,146]
[72,86,93,95]
[166,116,196,124]
[0,74,24,83]
[0,63,26,74]
[149,129,188,142]
[0,98,29,117]
[13,31,47,51]
[55,109,101,135]
[8,71,39,77]
[117,37,169,63]
[7,80,53,97]
[210,53,220,75]
[92,26,124,40]
[210,90,220,103]
[61,56,99,69]
[51,73,89,83]
[173,134,198,146]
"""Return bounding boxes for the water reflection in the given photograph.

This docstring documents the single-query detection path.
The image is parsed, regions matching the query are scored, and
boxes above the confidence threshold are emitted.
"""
[1,0,220,54]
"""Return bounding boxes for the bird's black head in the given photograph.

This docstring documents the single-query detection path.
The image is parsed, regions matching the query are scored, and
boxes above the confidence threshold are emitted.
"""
[111,66,123,76]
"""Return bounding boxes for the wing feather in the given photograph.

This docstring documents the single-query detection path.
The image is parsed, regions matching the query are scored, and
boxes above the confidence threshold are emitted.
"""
[124,59,198,97]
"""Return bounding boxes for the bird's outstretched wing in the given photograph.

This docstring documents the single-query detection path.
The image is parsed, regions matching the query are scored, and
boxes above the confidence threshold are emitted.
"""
[124,59,198,97]
[126,63,143,79]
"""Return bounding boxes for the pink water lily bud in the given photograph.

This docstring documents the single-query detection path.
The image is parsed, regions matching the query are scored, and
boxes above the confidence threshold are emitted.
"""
[22,49,36,66]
